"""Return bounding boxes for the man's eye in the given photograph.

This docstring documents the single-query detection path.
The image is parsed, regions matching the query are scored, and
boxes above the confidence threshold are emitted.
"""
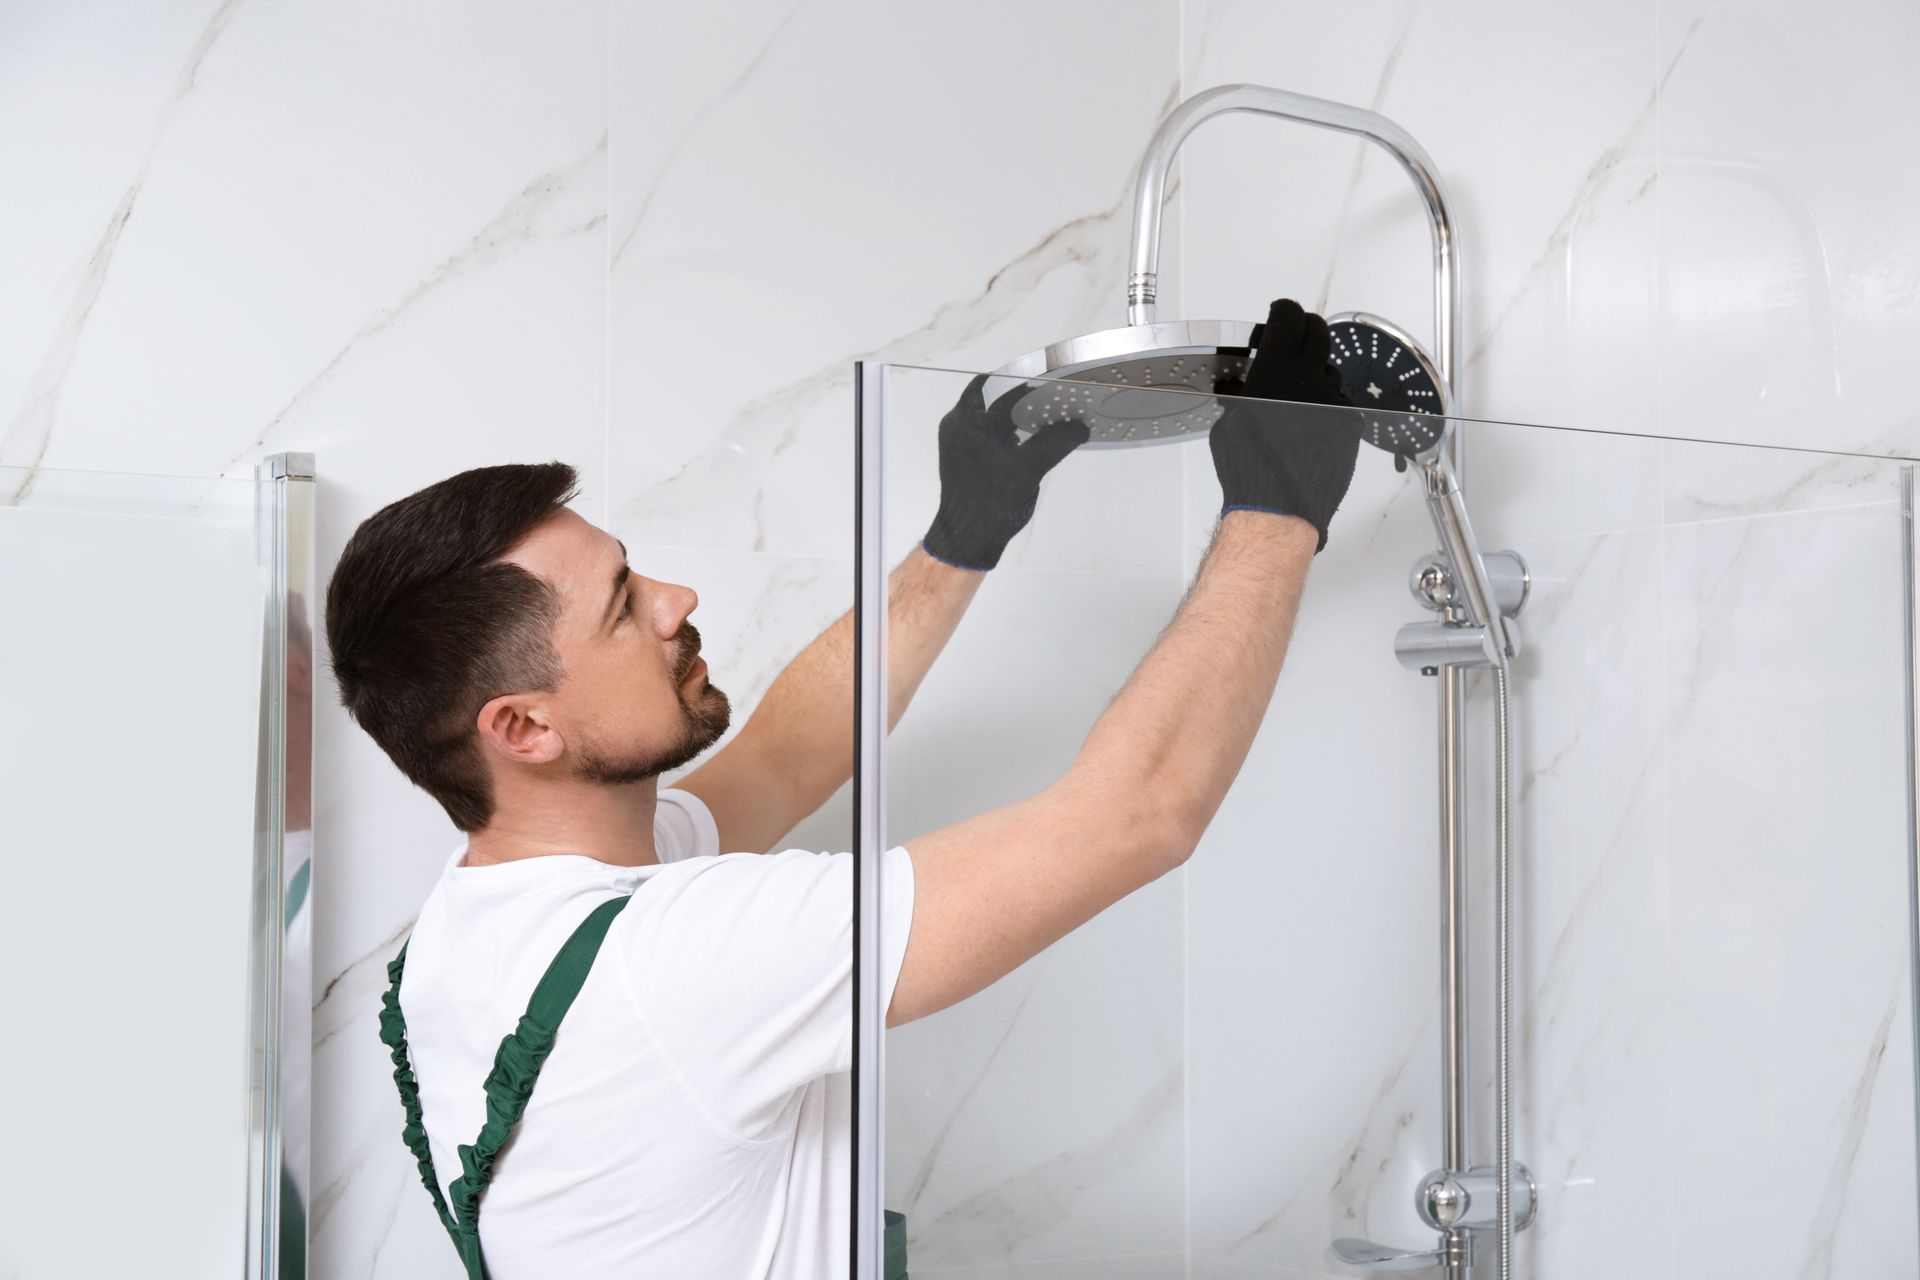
[617,598,633,622]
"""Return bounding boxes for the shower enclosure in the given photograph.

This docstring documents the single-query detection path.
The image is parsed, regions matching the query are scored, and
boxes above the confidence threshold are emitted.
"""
[969,85,1537,1276]
[849,367,1920,1279]
[0,456,316,1279]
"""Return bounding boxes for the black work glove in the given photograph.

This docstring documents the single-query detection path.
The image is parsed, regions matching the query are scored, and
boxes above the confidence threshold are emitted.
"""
[1209,298,1361,553]
[922,374,1091,571]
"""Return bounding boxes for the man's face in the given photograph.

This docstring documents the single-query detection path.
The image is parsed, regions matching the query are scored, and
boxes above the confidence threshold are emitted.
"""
[494,507,730,783]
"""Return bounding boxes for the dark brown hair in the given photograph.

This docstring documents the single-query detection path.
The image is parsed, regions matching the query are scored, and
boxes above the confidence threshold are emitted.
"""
[325,462,581,831]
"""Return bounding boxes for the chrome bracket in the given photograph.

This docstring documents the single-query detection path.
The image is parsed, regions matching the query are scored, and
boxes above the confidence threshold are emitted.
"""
[1396,548,1529,675]
[1330,1164,1534,1272]
[1417,1163,1538,1232]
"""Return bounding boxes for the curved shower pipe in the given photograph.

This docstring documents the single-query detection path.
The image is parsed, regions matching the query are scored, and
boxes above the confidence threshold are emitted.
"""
[1123,83,1529,1278]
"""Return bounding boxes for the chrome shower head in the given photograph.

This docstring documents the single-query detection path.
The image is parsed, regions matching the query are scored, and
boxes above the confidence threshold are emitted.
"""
[985,310,1449,459]
[983,319,1254,449]
[1324,311,1449,469]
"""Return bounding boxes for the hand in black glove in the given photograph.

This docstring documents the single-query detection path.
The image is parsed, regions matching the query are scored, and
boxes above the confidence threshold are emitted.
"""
[1208,297,1361,554]
[922,374,1091,571]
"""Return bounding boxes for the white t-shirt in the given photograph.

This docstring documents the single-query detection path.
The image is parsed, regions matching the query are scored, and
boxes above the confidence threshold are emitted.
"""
[397,789,916,1278]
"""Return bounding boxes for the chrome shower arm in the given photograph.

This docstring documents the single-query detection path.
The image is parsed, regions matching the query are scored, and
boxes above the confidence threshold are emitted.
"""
[1125,83,1459,391]
[1423,457,1518,669]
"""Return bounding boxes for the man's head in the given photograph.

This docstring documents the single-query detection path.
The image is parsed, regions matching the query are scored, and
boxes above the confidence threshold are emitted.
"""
[325,463,731,832]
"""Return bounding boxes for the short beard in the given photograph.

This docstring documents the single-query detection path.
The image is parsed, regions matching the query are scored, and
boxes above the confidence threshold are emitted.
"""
[572,631,733,786]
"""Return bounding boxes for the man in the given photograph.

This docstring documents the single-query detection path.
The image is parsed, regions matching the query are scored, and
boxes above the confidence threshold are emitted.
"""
[326,298,1358,1277]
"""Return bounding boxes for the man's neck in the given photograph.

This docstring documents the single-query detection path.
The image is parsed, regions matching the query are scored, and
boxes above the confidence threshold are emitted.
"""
[463,777,662,868]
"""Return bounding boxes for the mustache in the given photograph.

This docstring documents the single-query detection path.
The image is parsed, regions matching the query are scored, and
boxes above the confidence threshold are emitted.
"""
[671,623,703,682]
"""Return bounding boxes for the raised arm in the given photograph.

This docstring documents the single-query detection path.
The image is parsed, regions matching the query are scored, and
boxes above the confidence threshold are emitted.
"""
[677,376,1088,854]
[675,548,977,854]
[888,299,1359,1028]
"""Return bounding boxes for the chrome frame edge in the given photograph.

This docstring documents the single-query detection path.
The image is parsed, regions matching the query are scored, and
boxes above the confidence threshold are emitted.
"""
[852,363,888,1279]
[248,452,315,1280]
[1439,668,1468,1171]
[1904,465,1920,1265]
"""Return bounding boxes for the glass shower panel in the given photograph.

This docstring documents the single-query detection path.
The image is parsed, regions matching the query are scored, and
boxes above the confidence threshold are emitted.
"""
[858,362,1919,1280]
[0,467,264,1276]
[1180,412,1920,1280]
[871,363,1195,1279]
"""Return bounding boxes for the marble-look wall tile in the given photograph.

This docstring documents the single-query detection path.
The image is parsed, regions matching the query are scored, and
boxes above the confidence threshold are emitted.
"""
[1661,436,1909,526]
[606,0,1184,563]
[1655,0,1920,462]
[1183,449,1455,1269]
[1176,0,1662,427]
[0,0,608,493]
[1180,2,1920,1276]
[1462,527,1675,1280]
[881,564,1189,1267]
[1662,501,1916,1276]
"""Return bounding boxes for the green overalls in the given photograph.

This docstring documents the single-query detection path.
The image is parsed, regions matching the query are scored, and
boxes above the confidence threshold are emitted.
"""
[378,893,634,1279]
[378,887,912,1279]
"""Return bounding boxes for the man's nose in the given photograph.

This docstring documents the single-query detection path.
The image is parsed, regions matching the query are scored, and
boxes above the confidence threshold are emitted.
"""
[656,581,698,634]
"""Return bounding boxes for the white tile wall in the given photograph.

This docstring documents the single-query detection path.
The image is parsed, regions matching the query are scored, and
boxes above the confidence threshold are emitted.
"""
[1180,2,1920,1277]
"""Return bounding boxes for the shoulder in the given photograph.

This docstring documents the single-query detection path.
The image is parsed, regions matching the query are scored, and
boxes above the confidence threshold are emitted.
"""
[655,787,721,861]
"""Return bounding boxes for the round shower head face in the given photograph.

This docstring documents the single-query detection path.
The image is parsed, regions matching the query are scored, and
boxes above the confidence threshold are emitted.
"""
[1324,312,1449,463]
[985,320,1256,449]
[987,314,1450,454]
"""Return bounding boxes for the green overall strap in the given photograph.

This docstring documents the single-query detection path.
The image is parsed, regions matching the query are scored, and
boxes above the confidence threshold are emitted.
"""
[378,893,635,1280]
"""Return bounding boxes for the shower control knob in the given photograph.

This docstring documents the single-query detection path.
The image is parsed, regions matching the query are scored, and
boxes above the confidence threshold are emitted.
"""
[1410,552,1454,611]
[1415,1164,1538,1233]
[1409,550,1530,618]
[1419,1172,1468,1228]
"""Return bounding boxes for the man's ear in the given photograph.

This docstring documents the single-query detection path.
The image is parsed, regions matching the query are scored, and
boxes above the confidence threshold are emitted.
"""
[476,694,565,765]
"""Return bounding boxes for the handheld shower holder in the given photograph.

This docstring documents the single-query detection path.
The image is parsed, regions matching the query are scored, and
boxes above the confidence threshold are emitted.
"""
[1398,548,1531,673]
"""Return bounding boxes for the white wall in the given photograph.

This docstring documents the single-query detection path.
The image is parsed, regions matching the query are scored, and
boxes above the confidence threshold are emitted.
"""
[1177,1,1920,1276]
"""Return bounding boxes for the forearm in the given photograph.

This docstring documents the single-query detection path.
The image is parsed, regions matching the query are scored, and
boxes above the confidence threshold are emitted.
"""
[1063,510,1317,849]
[736,546,983,806]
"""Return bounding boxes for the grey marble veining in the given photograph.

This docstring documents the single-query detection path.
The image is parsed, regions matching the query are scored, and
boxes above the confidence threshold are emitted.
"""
[1180,2,1920,1276]
[1309,0,1421,316]
[221,133,609,473]
[1797,997,1899,1279]
[609,158,1180,558]
[0,0,244,499]
[1463,4,1708,374]
[609,0,808,270]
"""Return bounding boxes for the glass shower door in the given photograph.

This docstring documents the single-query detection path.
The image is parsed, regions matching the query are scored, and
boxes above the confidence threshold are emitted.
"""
[0,460,313,1278]
[854,361,1196,1279]
[852,362,1920,1279]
